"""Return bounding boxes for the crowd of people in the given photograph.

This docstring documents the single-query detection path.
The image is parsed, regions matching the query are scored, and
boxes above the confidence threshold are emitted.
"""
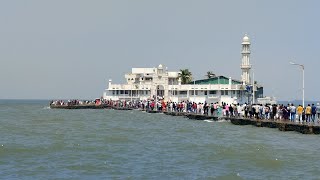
[105,99,320,123]
[50,99,102,106]
[50,98,320,124]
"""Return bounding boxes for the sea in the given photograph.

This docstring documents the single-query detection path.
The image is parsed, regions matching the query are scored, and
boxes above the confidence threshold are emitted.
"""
[1,100,320,180]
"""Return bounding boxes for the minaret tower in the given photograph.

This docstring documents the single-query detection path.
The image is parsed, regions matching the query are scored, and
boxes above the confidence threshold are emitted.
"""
[240,34,252,84]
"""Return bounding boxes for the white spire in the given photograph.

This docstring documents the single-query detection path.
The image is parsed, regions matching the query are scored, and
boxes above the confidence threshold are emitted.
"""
[240,34,252,84]
[242,34,250,44]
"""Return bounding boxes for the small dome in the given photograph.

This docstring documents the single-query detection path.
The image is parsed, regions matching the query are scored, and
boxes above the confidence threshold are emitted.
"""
[158,64,163,69]
[243,34,250,42]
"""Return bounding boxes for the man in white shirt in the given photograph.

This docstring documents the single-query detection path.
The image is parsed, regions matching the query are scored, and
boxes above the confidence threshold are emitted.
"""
[290,104,296,122]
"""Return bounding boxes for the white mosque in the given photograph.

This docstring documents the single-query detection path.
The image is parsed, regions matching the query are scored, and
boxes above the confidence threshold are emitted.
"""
[103,34,269,104]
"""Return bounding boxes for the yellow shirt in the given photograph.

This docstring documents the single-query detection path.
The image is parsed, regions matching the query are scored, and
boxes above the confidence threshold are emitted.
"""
[306,106,312,114]
[297,106,304,114]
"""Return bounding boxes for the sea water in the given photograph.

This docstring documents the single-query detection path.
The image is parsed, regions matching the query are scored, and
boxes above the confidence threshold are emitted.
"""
[0,100,319,179]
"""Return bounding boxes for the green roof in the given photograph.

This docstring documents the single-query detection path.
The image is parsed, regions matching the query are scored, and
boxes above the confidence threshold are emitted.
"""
[190,76,242,85]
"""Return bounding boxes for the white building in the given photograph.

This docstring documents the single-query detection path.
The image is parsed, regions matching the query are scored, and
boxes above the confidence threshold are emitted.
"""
[103,35,264,104]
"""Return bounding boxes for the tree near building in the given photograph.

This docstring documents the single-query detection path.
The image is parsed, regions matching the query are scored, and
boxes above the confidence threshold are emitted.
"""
[178,69,192,84]
[206,71,216,79]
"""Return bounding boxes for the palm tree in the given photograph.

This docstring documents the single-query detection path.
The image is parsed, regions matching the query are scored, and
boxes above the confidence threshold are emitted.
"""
[178,69,192,84]
[206,71,216,79]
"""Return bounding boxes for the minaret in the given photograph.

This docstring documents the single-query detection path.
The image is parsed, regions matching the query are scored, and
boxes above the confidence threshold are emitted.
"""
[240,34,252,84]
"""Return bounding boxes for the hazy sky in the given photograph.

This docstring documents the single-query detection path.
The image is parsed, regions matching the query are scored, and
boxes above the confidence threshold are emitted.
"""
[0,0,319,100]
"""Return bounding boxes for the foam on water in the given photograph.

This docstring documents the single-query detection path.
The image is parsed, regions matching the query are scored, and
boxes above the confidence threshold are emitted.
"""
[203,120,214,122]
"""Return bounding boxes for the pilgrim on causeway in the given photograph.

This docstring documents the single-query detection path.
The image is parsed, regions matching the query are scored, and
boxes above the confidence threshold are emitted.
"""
[103,34,275,105]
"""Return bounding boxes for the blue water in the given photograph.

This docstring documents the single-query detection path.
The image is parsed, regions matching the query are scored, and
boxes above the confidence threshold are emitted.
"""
[0,100,319,179]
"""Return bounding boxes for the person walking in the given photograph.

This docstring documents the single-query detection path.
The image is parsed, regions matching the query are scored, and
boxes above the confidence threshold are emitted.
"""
[244,104,248,118]
[278,104,283,120]
[272,104,277,120]
[290,104,296,122]
[297,105,304,123]
[225,104,230,117]
[305,104,312,123]
[229,104,234,117]
[265,105,270,119]
[210,103,214,116]
[311,104,317,123]
[237,103,242,117]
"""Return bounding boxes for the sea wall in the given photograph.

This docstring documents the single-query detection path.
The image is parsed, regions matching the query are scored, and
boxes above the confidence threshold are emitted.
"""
[160,111,320,135]
[51,104,320,135]
[225,117,320,135]
[163,112,218,120]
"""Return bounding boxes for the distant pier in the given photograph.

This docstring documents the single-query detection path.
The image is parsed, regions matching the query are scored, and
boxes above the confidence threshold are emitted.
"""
[50,104,133,110]
[49,104,110,109]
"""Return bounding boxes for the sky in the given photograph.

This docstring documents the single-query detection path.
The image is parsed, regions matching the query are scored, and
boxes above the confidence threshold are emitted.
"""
[0,0,319,101]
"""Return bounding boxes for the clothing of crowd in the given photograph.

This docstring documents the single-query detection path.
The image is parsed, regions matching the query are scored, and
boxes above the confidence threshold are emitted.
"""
[106,99,320,123]
[50,99,101,106]
[51,98,320,123]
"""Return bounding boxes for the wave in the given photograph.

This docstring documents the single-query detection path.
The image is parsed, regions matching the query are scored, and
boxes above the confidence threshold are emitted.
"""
[203,120,214,123]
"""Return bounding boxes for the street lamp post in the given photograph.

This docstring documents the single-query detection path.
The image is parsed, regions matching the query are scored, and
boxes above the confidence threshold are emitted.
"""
[193,80,195,103]
[131,84,133,103]
[252,68,255,104]
[290,62,305,108]
[155,84,158,111]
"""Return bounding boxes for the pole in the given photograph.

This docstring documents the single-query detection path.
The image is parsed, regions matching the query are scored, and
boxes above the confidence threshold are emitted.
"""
[252,70,255,104]
[302,65,305,108]
[193,80,195,102]
[156,84,158,111]
[290,62,305,108]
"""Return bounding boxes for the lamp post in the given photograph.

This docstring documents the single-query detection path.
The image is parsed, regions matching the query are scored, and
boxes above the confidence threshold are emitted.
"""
[290,62,305,108]
[193,80,196,102]
[155,84,158,111]
[131,84,132,103]
[252,68,255,104]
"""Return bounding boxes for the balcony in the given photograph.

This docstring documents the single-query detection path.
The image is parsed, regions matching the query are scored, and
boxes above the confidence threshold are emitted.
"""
[109,84,152,90]
[241,50,251,54]
[240,64,252,69]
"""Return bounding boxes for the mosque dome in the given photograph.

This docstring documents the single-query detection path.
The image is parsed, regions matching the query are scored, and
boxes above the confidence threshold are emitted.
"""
[158,64,163,69]
[243,34,250,42]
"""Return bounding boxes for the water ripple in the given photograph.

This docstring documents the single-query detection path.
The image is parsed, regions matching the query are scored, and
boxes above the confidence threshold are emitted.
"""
[0,100,319,179]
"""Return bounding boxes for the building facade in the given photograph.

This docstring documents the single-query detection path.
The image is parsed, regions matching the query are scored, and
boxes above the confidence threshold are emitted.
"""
[103,35,264,104]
